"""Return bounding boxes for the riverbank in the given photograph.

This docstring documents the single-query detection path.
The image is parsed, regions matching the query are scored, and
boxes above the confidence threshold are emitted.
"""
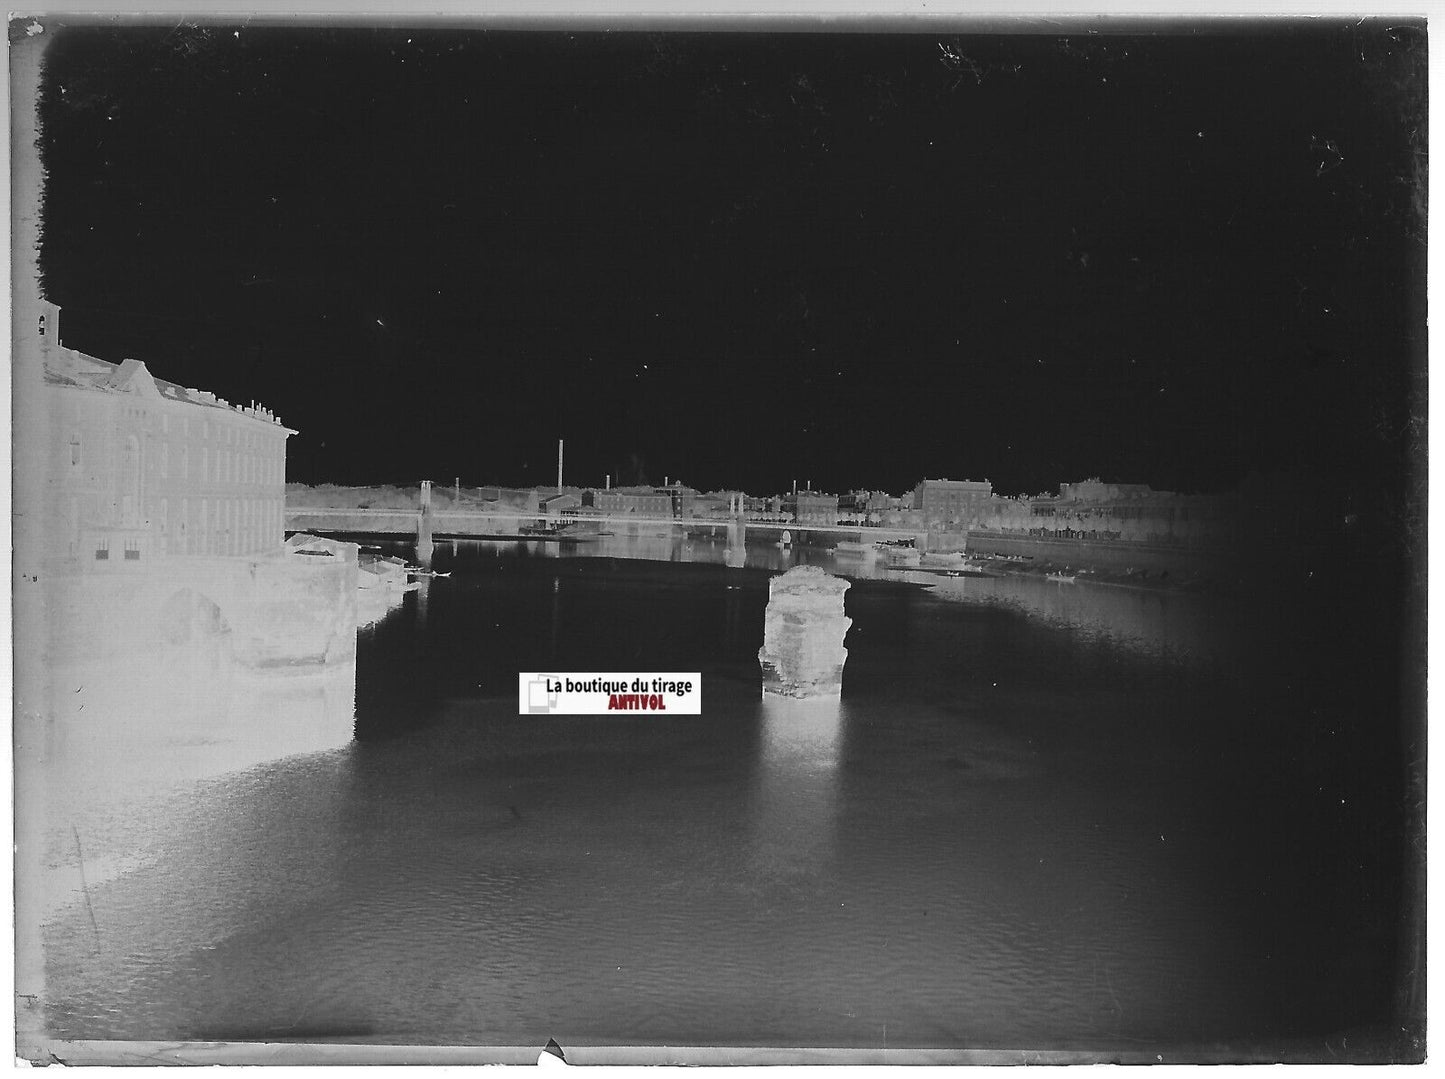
[983,555,1218,593]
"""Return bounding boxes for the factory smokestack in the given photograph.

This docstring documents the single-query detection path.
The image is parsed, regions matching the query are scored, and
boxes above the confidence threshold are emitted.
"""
[557,439,564,493]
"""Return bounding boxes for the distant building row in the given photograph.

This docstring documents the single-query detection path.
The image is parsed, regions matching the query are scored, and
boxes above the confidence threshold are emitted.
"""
[526,478,994,529]
[522,474,1251,548]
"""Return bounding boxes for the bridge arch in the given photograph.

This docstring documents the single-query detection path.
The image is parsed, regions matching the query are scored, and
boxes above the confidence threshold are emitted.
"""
[157,586,233,648]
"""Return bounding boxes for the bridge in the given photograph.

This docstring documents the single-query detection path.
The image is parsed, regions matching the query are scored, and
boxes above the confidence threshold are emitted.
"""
[284,505,931,548]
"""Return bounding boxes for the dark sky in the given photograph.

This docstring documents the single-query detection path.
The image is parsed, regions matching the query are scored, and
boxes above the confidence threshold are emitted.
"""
[33,19,1426,496]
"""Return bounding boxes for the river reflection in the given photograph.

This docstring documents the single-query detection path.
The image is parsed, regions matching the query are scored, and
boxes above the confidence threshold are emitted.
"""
[751,697,845,881]
[31,652,357,921]
[32,532,1416,1060]
[451,531,1236,668]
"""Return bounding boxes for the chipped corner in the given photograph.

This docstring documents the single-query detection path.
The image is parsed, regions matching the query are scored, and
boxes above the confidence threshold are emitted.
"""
[9,16,46,46]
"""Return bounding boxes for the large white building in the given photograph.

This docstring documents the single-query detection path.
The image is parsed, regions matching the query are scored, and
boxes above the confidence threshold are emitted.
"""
[911,477,994,529]
[33,301,296,566]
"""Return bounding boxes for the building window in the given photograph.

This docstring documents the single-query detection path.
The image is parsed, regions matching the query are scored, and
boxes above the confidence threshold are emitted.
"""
[124,537,141,560]
[180,445,188,479]
[121,436,141,527]
[94,537,109,561]
[160,443,169,478]
[203,420,210,440]
[69,433,82,469]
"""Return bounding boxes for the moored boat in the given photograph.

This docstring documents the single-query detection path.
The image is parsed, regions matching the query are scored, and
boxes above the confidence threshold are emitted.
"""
[882,546,921,566]
[919,550,968,568]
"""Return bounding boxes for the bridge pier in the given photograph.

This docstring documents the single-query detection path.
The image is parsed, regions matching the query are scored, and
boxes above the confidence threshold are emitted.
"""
[725,500,747,568]
[758,566,851,698]
[417,480,434,565]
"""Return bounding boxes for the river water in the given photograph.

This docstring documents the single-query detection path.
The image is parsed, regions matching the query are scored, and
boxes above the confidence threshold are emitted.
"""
[35,530,1419,1060]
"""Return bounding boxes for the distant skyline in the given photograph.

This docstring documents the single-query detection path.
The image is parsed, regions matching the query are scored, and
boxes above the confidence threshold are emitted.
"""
[32,19,1425,497]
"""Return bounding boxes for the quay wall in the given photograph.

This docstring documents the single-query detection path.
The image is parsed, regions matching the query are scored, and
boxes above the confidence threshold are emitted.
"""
[964,530,1240,577]
[23,551,360,931]
[36,555,358,669]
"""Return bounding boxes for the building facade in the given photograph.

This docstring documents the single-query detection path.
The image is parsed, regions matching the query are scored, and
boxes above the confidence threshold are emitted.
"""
[655,485,699,519]
[37,302,296,567]
[911,478,994,529]
[540,493,582,517]
[784,491,840,526]
[585,487,674,516]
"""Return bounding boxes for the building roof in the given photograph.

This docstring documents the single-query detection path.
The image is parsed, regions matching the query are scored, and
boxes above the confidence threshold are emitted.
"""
[43,343,297,433]
[917,477,992,489]
[284,533,357,561]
